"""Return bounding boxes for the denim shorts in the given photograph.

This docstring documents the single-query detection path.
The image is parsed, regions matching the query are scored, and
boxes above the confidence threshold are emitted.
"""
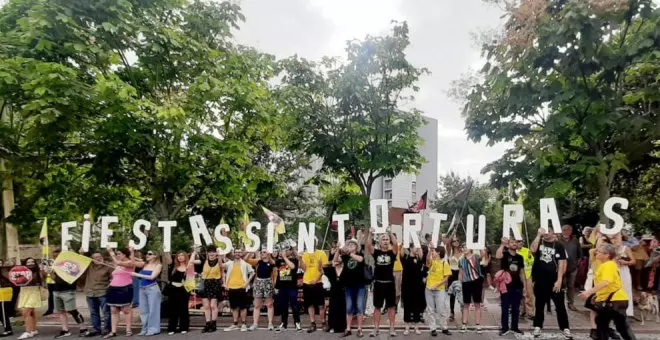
[345,286,366,315]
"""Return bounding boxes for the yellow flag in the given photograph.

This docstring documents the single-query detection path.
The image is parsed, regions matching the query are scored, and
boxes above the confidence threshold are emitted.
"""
[262,206,285,234]
[214,217,228,249]
[39,218,48,258]
[53,251,92,284]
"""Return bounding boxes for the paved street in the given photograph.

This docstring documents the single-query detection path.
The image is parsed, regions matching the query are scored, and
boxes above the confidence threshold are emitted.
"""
[20,325,659,340]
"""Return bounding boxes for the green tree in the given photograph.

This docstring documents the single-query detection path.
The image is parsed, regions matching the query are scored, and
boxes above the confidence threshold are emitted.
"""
[279,22,427,199]
[458,0,660,223]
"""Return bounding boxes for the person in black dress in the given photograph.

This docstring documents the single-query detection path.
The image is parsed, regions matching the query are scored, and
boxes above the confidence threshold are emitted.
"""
[401,246,426,335]
[324,263,346,333]
[167,251,192,335]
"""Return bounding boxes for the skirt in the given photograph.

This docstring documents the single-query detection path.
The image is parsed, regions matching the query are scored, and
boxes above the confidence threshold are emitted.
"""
[17,286,42,309]
[106,285,133,307]
[198,279,221,299]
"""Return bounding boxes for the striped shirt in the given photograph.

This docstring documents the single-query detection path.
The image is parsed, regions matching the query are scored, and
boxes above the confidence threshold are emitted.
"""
[459,254,482,282]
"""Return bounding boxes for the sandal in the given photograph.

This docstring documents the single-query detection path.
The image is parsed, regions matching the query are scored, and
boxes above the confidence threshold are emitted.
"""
[103,333,117,339]
[341,330,352,338]
[357,329,364,338]
[125,331,133,337]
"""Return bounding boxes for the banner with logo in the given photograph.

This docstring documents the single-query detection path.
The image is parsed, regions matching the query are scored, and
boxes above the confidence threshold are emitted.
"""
[52,251,93,284]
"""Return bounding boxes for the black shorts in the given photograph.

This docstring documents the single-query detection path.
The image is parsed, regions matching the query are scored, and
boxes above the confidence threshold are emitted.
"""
[228,288,249,310]
[462,278,484,304]
[373,281,396,309]
[303,283,325,308]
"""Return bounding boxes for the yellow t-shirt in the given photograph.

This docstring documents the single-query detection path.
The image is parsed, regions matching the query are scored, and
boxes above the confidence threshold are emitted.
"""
[226,263,245,289]
[302,250,328,284]
[426,259,451,290]
[202,261,222,280]
[594,260,627,302]
[519,247,533,278]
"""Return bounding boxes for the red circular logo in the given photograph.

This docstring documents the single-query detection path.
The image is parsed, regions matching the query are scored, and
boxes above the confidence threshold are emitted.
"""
[8,266,33,286]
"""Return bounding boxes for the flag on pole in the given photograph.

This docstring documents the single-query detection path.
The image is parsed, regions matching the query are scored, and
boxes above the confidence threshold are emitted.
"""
[52,251,93,284]
[39,218,49,259]
[415,191,428,211]
[262,207,285,235]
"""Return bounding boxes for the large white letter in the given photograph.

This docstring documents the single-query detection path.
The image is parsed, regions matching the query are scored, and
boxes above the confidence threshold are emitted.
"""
[214,224,233,255]
[265,222,275,253]
[100,216,119,249]
[129,219,151,250]
[158,221,176,252]
[403,213,422,249]
[297,222,315,253]
[80,215,92,252]
[369,199,389,234]
[428,213,447,247]
[600,197,629,235]
[333,214,350,248]
[502,204,524,240]
[466,215,486,250]
[245,222,261,252]
[540,198,562,233]
[61,221,76,251]
[188,215,213,246]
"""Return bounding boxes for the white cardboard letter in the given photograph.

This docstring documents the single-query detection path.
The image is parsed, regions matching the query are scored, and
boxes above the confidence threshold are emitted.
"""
[266,222,275,253]
[600,197,629,235]
[540,198,562,233]
[466,215,486,250]
[428,213,447,247]
[403,213,422,249]
[214,224,233,255]
[297,222,315,253]
[333,214,350,248]
[100,216,119,249]
[245,222,261,252]
[502,204,524,240]
[158,221,176,252]
[188,215,213,246]
[369,199,389,234]
[81,214,91,252]
[61,221,76,251]
[129,219,151,250]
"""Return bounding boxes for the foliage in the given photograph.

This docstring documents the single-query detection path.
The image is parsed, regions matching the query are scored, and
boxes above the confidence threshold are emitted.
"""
[460,0,660,224]
[0,0,308,251]
[279,22,427,199]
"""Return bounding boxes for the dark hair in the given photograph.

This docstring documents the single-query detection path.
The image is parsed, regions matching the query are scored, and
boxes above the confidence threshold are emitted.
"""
[634,232,642,238]
[24,257,37,265]
[436,247,446,258]
[117,248,131,257]
[207,245,217,252]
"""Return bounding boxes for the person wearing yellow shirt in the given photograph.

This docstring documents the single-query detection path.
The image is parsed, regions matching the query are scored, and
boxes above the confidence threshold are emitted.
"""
[579,243,637,340]
[300,242,328,333]
[424,246,452,336]
[223,249,255,332]
[393,244,403,307]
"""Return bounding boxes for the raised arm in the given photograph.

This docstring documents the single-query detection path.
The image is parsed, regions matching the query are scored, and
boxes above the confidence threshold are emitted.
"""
[365,228,374,255]
[530,229,544,253]
[496,238,507,259]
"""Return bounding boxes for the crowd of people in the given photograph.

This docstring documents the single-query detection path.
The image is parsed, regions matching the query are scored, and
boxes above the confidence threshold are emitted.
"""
[0,223,658,340]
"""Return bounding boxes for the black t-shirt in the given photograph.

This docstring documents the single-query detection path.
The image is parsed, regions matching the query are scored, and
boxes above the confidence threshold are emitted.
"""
[532,241,567,282]
[341,253,365,288]
[501,251,524,290]
[52,273,76,292]
[373,249,395,282]
[275,258,298,289]
[256,260,274,279]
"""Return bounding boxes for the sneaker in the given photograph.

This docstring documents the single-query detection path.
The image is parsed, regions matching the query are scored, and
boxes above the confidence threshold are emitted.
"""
[82,330,98,338]
[476,326,482,334]
[248,324,258,331]
[30,332,39,336]
[459,324,467,333]
[533,327,541,338]
[240,325,247,332]
[275,324,286,333]
[499,330,511,336]
[563,329,573,340]
[180,332,187,335]
[224,324,239,332]
[167,332,175,336]
[512,329,524,335]
[441,330,451,336]
[17,333,33,340]
[295,323,302,332]
[55,330,72,339]
[267,324,274,331]
[369,330,378,338]
[430,330,437,337]
[609,329,621,340]
[402,329,409,336]
[307,322,317,334]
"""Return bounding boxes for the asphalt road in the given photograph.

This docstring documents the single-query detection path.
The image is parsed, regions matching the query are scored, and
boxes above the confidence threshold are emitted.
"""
[18,326,655,340]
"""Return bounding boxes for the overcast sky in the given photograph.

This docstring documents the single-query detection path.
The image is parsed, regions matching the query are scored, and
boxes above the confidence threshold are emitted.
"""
[233,0,511,184]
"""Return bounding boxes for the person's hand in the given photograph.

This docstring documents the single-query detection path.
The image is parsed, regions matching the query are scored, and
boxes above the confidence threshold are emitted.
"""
[579,291,590,300]
[130,272,137,277]
[537,228,547,236]
[553,279,562,292]
[309,279,317,285]
[501,237,509,246]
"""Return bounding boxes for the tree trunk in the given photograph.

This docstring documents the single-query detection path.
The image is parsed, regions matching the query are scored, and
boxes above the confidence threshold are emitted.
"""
[597,170,611,225]
[0,159,20,261]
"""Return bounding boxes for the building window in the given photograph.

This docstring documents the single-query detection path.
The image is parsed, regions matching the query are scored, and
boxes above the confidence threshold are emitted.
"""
[387,200,392,209]
[411,181,417,200]
[385,191,393,200]
[384,178,392,190]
